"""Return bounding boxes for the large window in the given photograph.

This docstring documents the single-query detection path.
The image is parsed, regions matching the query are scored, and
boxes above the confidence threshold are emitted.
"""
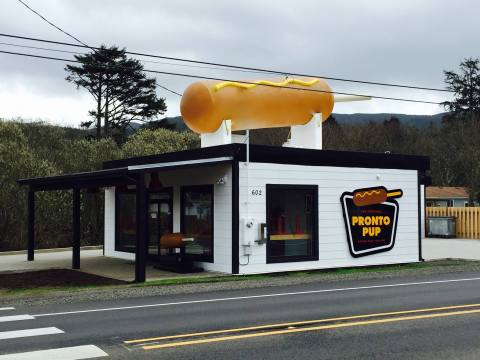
[266,185,318,263]
[115,189,136,253]
[181,185,214,262]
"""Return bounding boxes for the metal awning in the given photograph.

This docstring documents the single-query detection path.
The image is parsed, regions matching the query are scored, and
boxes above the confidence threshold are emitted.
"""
[17,167,133,191]
[16,156,235,283]
[17,157,233,192]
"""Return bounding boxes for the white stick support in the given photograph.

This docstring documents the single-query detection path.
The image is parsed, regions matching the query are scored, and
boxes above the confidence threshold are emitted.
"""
[286,113,323,150]
[334,95,372,103]
[201,120,232,148]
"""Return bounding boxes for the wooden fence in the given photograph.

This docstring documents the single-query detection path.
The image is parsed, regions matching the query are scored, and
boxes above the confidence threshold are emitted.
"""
[426,207,480,239]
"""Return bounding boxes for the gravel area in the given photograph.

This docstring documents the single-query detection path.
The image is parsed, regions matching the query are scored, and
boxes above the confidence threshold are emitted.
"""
[1,260,480,307]
[0,269,125,289]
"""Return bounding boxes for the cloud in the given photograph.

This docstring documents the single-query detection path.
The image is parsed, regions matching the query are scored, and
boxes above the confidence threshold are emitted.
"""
[0,0,476,126]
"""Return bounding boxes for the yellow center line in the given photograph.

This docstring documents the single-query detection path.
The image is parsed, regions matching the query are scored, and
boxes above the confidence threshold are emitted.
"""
[124,303,480,344]
[143,308,480,350]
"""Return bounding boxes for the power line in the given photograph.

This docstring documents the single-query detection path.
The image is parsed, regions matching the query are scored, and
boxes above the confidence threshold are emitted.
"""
[0,32,453,93]
[0,41,184,96]
[13,3,180,96]
[0,40,266,75]
[0,49,444,105]
[16,0,94,51]
[0,41,79,54]
[155,84,182,97]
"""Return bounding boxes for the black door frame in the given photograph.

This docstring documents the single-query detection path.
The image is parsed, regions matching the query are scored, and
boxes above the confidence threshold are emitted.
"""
[265,184,319,264]
[148,188,173,259]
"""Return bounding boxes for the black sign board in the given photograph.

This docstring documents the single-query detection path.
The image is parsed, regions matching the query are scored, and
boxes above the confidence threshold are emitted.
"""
[341,186,402,257]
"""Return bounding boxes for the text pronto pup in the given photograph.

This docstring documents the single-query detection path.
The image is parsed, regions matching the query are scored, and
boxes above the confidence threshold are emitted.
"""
[351,215,392,236]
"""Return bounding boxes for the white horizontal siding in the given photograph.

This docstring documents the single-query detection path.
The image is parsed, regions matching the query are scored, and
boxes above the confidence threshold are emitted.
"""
[238,162,419,275]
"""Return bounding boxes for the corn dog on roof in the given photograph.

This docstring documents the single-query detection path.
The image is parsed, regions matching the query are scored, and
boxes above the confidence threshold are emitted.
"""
[180,77,334,134]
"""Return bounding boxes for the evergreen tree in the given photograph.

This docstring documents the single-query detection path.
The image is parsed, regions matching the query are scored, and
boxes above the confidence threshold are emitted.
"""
[65,46,167,138]
[442,57,480,119]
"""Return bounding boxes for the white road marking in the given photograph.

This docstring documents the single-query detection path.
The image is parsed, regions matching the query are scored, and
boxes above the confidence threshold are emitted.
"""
[33,276,480,318]
[0,307,14,311]
[0,345,108,359]
[0,327,64,340]
[0,315,34,323]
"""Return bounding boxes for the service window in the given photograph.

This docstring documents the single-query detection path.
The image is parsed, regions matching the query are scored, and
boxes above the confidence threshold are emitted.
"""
[181,185,214,262]
[266,185,318,263]
[115,189,136,253]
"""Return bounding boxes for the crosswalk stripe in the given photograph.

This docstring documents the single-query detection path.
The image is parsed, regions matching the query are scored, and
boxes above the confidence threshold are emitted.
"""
[0,345,108,359]
[0,315,34,323]
[0,327,64,340]
[0,307,14,311]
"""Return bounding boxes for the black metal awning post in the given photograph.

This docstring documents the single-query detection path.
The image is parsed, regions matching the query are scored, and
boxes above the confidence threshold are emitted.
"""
[27,189,35,261]
[72,187,81,269]
[135,171,147,282]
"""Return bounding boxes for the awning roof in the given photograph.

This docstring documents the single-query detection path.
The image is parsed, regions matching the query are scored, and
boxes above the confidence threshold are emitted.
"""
[17,167,132,191]
[17,157,234,191]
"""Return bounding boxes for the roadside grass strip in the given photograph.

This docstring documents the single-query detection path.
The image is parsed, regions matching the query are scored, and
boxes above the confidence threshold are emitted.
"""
[0,327,64,340]
[0,345,108,359]
[0,315,34,323]
[32,277,480,318]
[123,303,480,350]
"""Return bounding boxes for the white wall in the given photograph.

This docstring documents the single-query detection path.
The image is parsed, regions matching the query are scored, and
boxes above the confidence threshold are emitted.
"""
[238,162,420,275]
[103,164,232,273]
[104,187,135,260]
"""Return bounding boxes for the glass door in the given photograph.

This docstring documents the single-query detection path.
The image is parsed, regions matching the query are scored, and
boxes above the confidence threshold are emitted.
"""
[148,191,172,258]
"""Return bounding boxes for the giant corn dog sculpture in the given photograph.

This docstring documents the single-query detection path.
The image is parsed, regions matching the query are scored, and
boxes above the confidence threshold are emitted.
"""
[180,77,335,134]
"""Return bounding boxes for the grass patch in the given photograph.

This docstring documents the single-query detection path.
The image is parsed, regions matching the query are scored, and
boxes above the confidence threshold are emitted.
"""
[140,274,269,287]
[0,259,475,299]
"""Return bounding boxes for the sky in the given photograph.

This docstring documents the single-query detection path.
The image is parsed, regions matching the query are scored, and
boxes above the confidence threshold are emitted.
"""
[0,0,478,128]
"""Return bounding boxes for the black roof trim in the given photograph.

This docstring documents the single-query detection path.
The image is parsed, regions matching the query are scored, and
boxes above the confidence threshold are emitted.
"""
[17,167,133,191]
[103,145,240,169]
[104,144,429,172]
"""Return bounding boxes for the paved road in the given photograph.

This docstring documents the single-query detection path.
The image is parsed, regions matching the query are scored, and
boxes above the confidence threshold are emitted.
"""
[1,271,480,359]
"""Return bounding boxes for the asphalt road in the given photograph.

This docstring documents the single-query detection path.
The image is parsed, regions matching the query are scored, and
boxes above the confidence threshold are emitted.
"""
[1,271,480,359]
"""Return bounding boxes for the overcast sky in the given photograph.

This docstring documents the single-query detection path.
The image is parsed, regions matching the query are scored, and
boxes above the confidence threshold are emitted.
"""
[0,0,478,127]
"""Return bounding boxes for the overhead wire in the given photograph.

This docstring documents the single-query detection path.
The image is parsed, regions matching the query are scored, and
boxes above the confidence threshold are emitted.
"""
[0,40,266,74]
[16,0,94,51]
[13,1,182,96]
[0,32,453,94]
[0,49,445,105]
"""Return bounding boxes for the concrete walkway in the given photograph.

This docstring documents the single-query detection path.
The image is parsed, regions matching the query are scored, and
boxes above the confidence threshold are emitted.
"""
[423,238,480,260]
[0,248,221,282]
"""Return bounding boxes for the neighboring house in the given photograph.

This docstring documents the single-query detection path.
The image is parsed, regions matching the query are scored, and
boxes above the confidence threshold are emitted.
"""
[426,186,478,207]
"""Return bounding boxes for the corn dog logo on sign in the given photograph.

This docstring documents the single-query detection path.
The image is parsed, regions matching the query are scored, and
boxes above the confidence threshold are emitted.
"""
[341,186,403,257]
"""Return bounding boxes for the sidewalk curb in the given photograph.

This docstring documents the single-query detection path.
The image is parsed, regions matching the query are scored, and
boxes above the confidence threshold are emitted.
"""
[0,245,103,256]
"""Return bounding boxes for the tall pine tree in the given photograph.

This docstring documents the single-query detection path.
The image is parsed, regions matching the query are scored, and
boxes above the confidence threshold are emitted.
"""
[65,46,167,138]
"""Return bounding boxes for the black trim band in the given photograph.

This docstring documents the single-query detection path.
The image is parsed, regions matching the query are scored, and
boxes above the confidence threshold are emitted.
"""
[232,160,239,274]
[103,144,429,172]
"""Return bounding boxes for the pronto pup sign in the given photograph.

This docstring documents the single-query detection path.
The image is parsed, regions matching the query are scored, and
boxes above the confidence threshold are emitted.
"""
[341,187,403,257]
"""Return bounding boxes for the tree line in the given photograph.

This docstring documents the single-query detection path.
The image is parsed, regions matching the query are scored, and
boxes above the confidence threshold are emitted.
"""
[0,121,198,251]
[0,53,477,251]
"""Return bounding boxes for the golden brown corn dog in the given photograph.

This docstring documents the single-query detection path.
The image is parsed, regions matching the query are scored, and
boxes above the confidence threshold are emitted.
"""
[353,187,403,207]
[180,77,334,134]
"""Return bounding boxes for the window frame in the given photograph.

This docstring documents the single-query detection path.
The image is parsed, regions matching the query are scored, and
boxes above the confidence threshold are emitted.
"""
[115,187,137,253]
[266,184,319,264]
[180,184,215,263]
[115,186,174,253]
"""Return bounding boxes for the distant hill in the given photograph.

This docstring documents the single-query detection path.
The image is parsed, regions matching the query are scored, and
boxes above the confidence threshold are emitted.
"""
[141,113,447,131]
[332,113,446,128]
